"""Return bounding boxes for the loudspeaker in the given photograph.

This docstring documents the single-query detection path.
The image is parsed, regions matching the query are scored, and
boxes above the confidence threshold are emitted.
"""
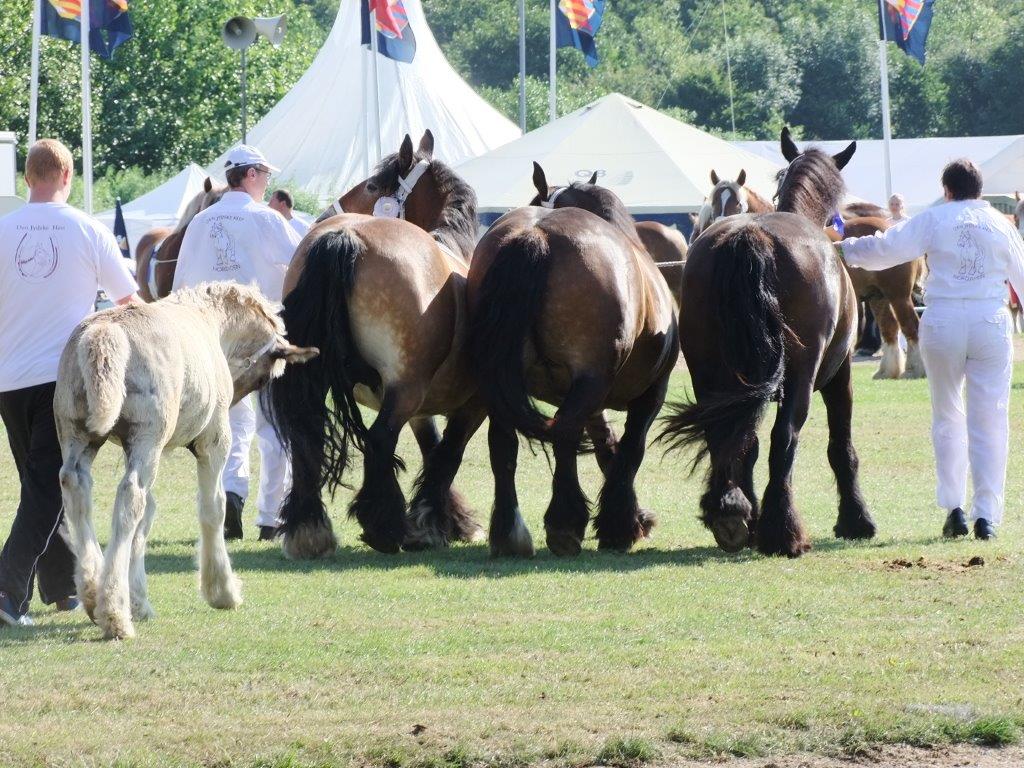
[221,16,257,50]
[253,15,287,47]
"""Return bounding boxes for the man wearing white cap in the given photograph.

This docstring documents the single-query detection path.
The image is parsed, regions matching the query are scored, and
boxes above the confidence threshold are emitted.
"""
[173,144,302,541]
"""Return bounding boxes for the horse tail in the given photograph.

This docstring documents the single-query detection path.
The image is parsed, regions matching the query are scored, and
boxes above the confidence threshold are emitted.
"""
[78,322,130,436]
[659,224,788,470]
[265,228,371,544]
[469,231,562,442]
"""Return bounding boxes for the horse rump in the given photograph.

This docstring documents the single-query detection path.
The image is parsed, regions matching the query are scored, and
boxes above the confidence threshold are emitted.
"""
[659,224,790,472]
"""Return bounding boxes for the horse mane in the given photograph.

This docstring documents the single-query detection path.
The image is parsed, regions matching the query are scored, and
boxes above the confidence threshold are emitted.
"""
[167,281,285,338]
[173,183,227,234]
[774,148,846,225]
[372,152,479,258]
[533,183,644,249]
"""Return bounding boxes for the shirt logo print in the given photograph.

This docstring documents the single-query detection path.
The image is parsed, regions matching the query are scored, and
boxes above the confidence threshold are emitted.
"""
[210,220,241,273]
[14,233,59,283]
[953,224,985,282]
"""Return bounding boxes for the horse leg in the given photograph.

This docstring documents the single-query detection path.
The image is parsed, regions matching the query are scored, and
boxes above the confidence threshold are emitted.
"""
[585,412,618,477]
[487,419,534,557]
[698,422,758,553]
[194,422,242,610]
[739,435,760,546]
[96,443,159,639]
[351,389,419,554]
[128,489,158,621]
[821,356,877,540]
[889,295,925,379]
[756,377,813,558]
[58,438,102,622]
[404,405,487,550]
[871,298,904,379]
[593,375,669,552]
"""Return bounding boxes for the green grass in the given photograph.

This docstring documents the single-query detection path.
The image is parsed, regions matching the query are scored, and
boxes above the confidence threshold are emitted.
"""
[1,362,1023,767]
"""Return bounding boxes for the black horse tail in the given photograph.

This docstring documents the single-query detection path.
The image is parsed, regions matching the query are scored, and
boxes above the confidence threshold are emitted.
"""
[469,231,563,442]
[659,224,789,471]
[264,228,371,541]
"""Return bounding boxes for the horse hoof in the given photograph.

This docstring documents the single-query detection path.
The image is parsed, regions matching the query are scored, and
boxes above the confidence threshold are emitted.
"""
[360,530,402,554]
[757,536,811,558]
[710,516,749,553]
[636,509,657,539]
[834,516,877,540]
[545,527,583,557]
[281,519,338,560]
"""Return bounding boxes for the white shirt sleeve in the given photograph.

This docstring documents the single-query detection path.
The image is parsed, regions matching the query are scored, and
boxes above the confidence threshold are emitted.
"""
[94,226,139,301]
[172,222,200,292]
[839,212,932,271]
[999,220,1024,302]
[262,209,302,267]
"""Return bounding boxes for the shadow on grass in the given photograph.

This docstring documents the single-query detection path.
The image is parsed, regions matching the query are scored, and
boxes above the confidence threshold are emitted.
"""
[141,531,900,579]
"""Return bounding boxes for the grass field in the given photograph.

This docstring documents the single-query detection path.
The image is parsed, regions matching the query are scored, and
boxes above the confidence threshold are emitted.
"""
[1,361,1022,768]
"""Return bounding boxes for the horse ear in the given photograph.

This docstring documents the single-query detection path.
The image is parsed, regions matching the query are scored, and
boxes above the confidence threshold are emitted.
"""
[710,170,720,185]
[532,162,549,200]
[399,134,414,172]
[418,129,434,160]
[204,177,213,193]
[832,141,857,170]
[271,343,320,365]
[588,171,599,185]
[780,127,800,163]
[736,169,746,187]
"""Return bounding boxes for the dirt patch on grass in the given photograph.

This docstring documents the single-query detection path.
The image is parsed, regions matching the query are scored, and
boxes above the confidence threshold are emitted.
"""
[881,555,1000,572]
[663,744,1024,767]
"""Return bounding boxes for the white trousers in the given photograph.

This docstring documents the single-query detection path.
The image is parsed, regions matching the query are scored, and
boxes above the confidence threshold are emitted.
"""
[918,299,1012,526]
[222,393,290,528]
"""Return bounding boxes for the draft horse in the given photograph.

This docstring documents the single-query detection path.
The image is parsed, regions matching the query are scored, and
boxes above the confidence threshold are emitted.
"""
[690,169,774,242]
[660,128,876,558]
[135,178,226,301]
[466,164,678,557]
[267,132,485,557]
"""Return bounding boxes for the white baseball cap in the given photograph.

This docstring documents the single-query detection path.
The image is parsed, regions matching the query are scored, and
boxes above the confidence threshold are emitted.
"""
[223,144,280,173]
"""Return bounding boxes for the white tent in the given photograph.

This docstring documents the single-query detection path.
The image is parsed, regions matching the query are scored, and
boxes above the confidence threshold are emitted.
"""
[208,0,520,203]
[96,163,212,254]
[735,135,1023,213]
[977,136,1024,198]
[456,93,783,218]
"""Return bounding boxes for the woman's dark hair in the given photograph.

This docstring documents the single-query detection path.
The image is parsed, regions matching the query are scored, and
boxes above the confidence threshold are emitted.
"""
[226,163,257,189]
[941,159,983,200]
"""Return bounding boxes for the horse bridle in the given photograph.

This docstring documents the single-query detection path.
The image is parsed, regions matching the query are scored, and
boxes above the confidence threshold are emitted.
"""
[242,335,280,369]
[541,187,568,209]
[327,160,431,220]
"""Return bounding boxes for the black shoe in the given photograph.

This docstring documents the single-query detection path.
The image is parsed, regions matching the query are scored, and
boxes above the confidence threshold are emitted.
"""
[258,525,278,541]
[54,596,81,612]
[942,508,969,538]
[974,518,996,540]
[0,590,33,627]
[224,492,245,540]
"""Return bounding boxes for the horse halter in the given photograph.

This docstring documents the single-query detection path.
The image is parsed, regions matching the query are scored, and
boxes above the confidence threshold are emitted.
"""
[328,160,431,220]
[540,187,568,209]
[242,335,279,369]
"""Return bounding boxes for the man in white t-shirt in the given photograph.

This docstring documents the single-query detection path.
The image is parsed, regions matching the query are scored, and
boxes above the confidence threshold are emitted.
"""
[0,139,139,627]
[173,145,301,541]
[268,188,310,238]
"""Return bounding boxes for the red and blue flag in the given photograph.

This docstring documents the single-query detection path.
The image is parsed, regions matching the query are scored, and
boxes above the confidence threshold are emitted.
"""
[361,0,417,64]
[879,0,935,65]
[40,0,133,60]
[556,0,606,68]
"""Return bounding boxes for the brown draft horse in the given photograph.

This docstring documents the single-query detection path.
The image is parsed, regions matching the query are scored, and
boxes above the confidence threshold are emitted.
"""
[690,169,775,242]
[826,218,927,379]
[660,127,876,558]
[134,178,226,301]
[464,164,679,557]
[266,132,486,557]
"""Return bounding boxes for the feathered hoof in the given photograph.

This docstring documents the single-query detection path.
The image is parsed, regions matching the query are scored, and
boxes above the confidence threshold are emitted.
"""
[281,519,338,560]
[709,515,750,553]
[131,599,156,622]
[99,611,135,641]
[636,508,657,539]
[545,526,583,557]
[203,574,243,610]
[402,521,449,552]
[490,516,535,558]
[359,528,402,554]
[756,532,812,558]
[834,514,877,540]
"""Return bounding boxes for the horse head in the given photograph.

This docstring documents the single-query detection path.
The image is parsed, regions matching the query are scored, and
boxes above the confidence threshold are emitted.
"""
[528,162,640,245]
[708,168,750,221]
[775,126,856,226]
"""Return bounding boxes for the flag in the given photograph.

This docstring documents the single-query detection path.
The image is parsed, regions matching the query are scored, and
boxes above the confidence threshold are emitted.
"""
[556,0,606,68]
[361,0,417,64]
[113,197,131,259]
[40,0,133,60]
[879,0,935,65]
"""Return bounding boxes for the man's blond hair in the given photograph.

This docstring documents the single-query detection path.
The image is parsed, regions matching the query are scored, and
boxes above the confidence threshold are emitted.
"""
[26,139,74,186]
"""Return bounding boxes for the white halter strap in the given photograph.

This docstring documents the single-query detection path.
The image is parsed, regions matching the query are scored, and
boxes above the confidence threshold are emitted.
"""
[243,335,279,369]
[395,160,430,212]
[541,187,568,209]
[331,198,344,215]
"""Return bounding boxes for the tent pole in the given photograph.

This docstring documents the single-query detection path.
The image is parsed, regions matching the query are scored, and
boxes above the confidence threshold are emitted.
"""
[548,0,556,123]
[80,0,93,214]
[369,3,383,163]
[29,0,41,146]
[518,0,527,132]
[362,39,371,176]
[877,0,894,201]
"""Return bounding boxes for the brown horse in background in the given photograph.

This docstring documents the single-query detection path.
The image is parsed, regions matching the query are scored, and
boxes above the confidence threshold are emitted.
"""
[465,164,678,557]
[637,221,688,301]
[661,128,876,558]
[690,169,775,242]
[134,178,226,301]
[267,132,486,558]
[826,218,926,379]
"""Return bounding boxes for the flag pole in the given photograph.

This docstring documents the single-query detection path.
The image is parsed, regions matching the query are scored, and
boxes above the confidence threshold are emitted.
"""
[369,3,383,164]
[877,0,894,201]
[548,0,556,123]
[362,41,371,177]
[518,0,527,132]
[720,0,736,137]
[29,0,41,146]
[80,0,93,213]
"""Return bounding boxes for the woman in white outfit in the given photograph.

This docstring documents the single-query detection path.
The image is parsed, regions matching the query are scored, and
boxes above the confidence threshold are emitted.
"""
[839,159,1024,540]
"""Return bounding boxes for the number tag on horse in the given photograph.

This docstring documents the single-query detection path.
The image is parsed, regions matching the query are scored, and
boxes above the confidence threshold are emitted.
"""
[373,196,401,219]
